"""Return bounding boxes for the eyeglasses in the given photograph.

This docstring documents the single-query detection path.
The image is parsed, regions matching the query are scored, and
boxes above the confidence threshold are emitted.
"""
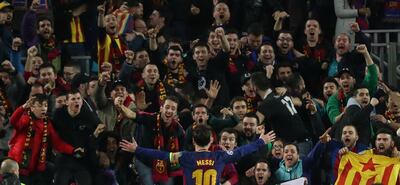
[273,145,283,149]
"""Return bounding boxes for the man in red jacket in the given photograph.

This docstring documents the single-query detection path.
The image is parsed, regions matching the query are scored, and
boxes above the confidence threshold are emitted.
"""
[8,94,83,185]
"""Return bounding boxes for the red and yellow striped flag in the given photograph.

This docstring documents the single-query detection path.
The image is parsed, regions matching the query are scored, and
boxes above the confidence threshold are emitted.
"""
[335,149,400,185]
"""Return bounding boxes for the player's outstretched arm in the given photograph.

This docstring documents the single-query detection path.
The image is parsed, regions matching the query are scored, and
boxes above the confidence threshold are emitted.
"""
[119,138,181,161]
[223,131,276,163]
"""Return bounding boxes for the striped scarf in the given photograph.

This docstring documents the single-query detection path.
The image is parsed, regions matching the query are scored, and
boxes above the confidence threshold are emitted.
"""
[152,114,180,182]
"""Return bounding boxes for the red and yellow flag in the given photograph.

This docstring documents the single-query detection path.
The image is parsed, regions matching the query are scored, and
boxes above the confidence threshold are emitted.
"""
[335,149,400,185]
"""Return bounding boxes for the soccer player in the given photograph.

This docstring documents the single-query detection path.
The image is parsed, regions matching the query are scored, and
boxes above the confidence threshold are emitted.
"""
[120,124,275,185]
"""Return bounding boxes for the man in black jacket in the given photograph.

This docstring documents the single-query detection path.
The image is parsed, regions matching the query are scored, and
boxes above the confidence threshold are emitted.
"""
[333,85,379,146]
[187,28,230,113]
[52,90,105,185]
[332,22,371,83]
[252,72,323,157]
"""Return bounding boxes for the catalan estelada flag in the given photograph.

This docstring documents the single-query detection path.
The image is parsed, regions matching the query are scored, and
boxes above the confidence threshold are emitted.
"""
[335,149,400,185]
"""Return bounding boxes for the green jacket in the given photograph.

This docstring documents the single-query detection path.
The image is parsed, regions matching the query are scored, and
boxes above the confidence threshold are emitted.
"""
[326,64,378,124]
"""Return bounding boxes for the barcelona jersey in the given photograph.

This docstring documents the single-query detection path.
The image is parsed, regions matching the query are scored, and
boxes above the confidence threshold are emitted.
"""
[135,139,265,185]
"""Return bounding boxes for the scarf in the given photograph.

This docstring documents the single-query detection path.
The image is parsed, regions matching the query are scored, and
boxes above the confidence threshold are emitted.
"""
[42,36,56,50]
[98,34,127,74]
[138,80,167,107]
[163,59,186,87]
[22,112,48,170]
[0,88,11,117]
[303,39,327,63]
[152,114,180,182]
[227,56,238,74]
[337,88,347,113]
[245,95,259,113]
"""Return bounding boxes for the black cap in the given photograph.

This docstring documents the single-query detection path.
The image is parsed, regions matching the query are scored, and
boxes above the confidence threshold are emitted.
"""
[240,73,251,86]
[71,73,90,89]
[112,79,126,90]
[336,67,354,78]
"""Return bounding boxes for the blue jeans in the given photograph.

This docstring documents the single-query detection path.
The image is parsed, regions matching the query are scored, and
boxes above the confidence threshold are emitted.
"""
[135,159,174,185]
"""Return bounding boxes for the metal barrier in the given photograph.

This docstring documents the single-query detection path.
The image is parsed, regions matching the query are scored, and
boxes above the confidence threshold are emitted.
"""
[363,29,400,88]
[363,29,400,52]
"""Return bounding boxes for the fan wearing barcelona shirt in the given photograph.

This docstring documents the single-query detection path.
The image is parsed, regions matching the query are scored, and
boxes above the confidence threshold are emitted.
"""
[120,124,276,185]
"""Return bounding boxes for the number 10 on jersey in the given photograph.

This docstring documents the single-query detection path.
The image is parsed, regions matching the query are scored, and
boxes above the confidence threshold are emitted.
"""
[192,169,217,185]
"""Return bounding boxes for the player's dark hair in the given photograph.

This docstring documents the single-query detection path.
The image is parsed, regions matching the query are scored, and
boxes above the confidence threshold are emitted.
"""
[286,73,303,89]
[192,124,212,147]
[250,72,271,91]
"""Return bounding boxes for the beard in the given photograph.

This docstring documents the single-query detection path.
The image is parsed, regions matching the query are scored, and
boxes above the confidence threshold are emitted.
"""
[374,147,393,157]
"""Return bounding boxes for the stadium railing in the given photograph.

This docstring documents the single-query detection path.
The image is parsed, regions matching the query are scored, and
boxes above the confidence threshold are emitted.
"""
[364,29,400,88]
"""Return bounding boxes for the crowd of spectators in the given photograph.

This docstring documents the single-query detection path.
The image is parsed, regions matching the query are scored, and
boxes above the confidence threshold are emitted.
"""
[0,0,399,184]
